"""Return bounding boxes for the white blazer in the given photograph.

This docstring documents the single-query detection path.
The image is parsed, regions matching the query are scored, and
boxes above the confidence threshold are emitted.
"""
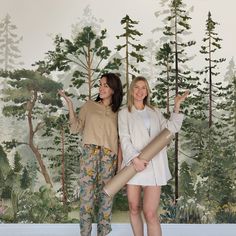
[118,106,184,186]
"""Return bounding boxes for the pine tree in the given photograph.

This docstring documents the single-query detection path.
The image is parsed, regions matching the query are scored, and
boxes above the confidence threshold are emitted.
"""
[35,26,120,101]
[179,161,194,198]
[153,0,197,203]
[0,69,63,187]
[218,58,236,202]
[43,114,80,205]
[152,43,174,114]
[116,15,146,99]
[0,14,23,71]
[221,58,236,164]
[20,167,31,189]
[13,151,23,173]
[188,12,235,222]
[196,129,234,214]
[198,11,226,128]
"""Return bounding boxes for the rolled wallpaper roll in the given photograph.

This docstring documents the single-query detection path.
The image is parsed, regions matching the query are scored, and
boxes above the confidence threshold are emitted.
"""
[103,128,173,197]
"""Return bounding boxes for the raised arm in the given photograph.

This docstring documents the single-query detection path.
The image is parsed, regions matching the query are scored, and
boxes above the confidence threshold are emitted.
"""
[58,90,77,123]
[157,90,189,133]
[173,90,189,113]
[58,90,85,134]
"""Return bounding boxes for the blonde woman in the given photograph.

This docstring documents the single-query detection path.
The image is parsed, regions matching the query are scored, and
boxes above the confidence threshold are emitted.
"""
[118,76,188,236]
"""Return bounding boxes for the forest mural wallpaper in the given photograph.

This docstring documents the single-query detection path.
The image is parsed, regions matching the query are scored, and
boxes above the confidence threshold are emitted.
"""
[0,0,235,225]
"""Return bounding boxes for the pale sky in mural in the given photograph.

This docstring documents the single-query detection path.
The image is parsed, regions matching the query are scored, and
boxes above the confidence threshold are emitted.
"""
[1,0,235,72]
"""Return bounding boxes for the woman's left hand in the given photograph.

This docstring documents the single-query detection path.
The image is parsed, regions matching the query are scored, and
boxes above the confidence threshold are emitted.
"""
[174,90,189,105]
[174,90,189,113]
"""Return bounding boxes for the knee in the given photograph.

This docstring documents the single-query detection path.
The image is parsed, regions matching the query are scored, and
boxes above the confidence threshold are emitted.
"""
[143,209,158,224]
[129,202,142,216]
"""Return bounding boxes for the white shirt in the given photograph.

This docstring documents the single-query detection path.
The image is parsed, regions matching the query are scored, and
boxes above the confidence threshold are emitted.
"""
[118,105,184,186]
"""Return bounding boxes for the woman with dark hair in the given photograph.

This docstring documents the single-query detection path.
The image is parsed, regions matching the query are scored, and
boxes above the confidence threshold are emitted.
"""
[118,76,188,236]
[58,73,123,236]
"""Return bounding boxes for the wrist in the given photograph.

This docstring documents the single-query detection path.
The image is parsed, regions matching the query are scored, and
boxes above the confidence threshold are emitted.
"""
[173,105,180,113]
[132,157,138,164]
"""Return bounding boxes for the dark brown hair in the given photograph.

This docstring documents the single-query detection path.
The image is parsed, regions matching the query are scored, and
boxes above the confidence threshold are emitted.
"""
[96,73,123,112]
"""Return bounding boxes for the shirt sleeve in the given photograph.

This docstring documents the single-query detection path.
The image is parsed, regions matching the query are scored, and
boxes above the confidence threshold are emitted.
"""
[118,109,140,166]
[155,108,184,133]
[69,102,87,134]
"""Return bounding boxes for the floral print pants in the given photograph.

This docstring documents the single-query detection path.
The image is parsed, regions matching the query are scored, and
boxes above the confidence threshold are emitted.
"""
[79,145,117,236]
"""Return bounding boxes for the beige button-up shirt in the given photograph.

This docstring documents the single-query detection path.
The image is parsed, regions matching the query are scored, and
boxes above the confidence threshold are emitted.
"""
[70,100,118,154]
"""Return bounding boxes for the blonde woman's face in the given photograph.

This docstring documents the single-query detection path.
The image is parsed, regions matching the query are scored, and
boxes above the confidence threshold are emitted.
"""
[132,80,147,102]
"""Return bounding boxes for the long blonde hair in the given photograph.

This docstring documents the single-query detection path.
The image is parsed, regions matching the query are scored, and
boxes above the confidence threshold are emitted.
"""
[127,76,153,112]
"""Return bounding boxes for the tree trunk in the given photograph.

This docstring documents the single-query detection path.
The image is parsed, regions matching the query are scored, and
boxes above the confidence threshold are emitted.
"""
[174,7,179,204]
[61,126,67,205]
[27,92,53,187]
[125,21,129,101]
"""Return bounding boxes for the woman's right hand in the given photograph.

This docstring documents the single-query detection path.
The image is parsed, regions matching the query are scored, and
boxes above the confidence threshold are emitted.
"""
[132,157,148,172]
[58,90,71,103]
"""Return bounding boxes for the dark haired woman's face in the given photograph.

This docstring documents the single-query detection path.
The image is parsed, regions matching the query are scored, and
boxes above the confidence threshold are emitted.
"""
[132,80,147,102]
[99,77,114,100]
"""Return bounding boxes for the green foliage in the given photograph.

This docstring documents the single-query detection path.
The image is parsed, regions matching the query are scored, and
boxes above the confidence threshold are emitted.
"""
[34,26,120,101]
[1,185,12,199]
[175,197,202,223]
[215,204,236,223]
[197,11,226,127]
[14,186,68,223]
[0,145,11,176]
[20,167,31,189]
[112,188,129,211]
[179,161,194,198]
[116,14,146,97]
[13,152,23,173]
[42,113,81,203]
[160,184,176,223]
[0,69,63,119]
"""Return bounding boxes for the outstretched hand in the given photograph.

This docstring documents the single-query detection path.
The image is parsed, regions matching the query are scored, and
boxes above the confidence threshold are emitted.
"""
[174,90,189,105]
[58,89,71,103]
[173,90,189,113]
[58,89,67,98]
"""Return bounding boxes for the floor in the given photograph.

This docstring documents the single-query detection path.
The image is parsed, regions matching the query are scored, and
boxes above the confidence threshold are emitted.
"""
[0,223,236,236]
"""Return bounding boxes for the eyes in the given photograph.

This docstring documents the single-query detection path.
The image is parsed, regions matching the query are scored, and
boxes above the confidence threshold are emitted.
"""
[134,85,146,90]
[99,82,109,88]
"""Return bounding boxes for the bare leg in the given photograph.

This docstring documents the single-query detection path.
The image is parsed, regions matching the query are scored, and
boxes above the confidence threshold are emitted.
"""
[143,186,162,236]
[127,185,144,236]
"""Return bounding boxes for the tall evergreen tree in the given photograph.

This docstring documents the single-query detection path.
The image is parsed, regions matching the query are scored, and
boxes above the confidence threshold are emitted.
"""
[0,14,23,71]
[152,43,174,114]
[198,11,226,128]
[218,58,236,201]
[182,12,236,222]
[153,0,197,203]
[221,58,236,161]
[43,114,81,205]
[116,15,146,99]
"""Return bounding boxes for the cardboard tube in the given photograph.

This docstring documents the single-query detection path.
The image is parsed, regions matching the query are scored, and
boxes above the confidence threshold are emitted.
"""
[103,128,173,197]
